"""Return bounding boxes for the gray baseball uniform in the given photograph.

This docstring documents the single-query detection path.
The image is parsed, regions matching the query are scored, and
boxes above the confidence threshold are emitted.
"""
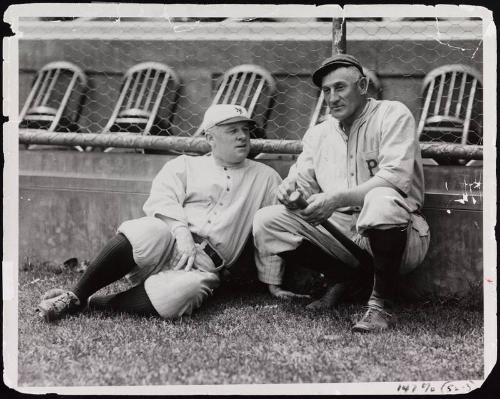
[118,154,282,318]
[253,98,430,285]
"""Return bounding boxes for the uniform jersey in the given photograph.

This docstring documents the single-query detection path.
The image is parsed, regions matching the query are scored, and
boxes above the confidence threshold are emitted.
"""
[142,154,282,266]
[287,98,425,215]
[252,98,430,286]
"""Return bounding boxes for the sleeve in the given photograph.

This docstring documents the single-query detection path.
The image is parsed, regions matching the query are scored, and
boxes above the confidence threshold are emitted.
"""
[374,103,418,196]
[142,155,189,226]
[261,169,283,207]
[287,128,321,198]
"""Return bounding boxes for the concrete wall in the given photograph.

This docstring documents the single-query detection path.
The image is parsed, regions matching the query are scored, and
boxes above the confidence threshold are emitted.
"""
[17,21,484,298]
[19,150,483,298]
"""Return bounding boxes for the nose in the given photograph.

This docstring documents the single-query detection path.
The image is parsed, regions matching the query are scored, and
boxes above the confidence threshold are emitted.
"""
[236,127,249,140]
[328,89,339,104]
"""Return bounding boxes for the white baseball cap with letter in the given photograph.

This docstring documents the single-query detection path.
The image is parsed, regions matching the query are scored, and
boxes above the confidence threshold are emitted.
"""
[201,104,255,133]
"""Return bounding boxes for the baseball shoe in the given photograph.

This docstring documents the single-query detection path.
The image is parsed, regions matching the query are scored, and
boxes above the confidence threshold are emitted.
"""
[352,304,393,333]
[36,290,82,322]
[41,287,68,301]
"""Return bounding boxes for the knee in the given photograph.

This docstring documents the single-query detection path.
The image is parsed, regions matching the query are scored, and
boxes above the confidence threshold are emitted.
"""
[363,186,409,218]
[144,271,219,319]
[357,187,410,234]
[118,216,174,266]
[364,187,399,208]
[183,273,219,302]
[253,205,287,235]
[119,216,172,240]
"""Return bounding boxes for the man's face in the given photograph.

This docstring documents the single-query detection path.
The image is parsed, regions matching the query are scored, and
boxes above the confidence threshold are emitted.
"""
[321,67,366,124]
[207,121,251,165]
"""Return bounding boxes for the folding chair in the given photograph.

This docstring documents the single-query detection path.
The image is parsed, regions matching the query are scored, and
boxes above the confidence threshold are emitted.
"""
[102,62,180,153]
[194,64,277,138]
[19,61,88,151]
[417,64,482,144]
[309,67,382,129]
[417,64,483,165]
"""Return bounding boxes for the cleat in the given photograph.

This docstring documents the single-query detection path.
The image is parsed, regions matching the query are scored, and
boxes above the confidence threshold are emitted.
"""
[352,304,393,333]
[36,290,81,322]
[41,288,68,301]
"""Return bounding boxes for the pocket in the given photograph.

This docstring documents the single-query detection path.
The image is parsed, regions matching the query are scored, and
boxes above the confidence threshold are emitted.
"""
[358,150,380,179]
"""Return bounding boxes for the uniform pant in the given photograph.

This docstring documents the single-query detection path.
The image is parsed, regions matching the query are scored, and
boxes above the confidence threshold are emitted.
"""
[118,216,221,319]
[252,187,430,285]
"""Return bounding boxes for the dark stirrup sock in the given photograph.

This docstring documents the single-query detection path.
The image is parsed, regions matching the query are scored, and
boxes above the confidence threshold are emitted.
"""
[88,283,159,317]
[366,227,408,308]
[72,233,137,303]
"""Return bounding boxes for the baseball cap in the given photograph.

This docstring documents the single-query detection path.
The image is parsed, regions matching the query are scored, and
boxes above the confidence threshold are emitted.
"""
[201,104,255,133]
[312,53,365,87]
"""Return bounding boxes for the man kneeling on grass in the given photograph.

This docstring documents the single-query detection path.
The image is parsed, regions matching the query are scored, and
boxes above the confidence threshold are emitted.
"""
[252,54,431,332]
[37,104,282,322]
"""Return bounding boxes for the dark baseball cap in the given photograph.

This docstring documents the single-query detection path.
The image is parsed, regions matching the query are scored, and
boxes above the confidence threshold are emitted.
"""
[312,53,365,87]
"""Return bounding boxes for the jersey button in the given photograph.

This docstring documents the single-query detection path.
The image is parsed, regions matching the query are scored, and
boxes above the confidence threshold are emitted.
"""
[226,188,230,191]
[350,173,354,177]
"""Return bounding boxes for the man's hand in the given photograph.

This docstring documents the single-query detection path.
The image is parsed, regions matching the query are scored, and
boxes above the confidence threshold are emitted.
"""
[298,192,342,226]
[277,178,299,209]
[268,284,310,300]
[172,227,196,271]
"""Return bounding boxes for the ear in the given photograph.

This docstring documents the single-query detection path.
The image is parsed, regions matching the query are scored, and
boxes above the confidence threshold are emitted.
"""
[205,129,215,146]
[358,76,369,95]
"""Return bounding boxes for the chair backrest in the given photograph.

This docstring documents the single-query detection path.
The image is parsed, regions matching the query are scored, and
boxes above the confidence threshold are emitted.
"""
[195,64,276,136]
[19,61,88,132]
[417,64,483,145]
[102,62,180,136]
[309,67,382,129]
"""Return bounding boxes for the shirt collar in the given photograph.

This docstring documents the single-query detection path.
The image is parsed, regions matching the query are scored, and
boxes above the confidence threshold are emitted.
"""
[335,98,375,133]
[210,155,248,170]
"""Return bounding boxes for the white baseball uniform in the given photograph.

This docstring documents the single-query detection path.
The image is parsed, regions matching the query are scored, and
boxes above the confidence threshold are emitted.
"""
[253,98,430,285]
[118,154,282,318]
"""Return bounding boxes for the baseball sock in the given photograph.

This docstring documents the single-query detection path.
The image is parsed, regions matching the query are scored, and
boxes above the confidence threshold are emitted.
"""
[88,283,159,316]
[366,226,408,309]
[72,233,137,303]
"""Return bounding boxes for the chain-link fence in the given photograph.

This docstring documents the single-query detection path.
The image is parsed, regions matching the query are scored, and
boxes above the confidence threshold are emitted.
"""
[349,19,483,147]
[18,17,483,149]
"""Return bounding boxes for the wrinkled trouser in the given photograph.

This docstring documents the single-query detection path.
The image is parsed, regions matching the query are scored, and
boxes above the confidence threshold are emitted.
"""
[252,187,430,286]
[117,216,221,319]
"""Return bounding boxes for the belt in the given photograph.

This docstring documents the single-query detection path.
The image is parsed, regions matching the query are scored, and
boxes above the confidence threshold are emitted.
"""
[192,234,224,268]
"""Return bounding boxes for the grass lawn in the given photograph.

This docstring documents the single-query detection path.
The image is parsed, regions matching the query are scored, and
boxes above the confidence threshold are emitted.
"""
[18,265,484,387]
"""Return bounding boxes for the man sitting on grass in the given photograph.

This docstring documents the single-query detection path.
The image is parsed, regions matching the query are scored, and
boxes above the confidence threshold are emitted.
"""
[37,104,282,322]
